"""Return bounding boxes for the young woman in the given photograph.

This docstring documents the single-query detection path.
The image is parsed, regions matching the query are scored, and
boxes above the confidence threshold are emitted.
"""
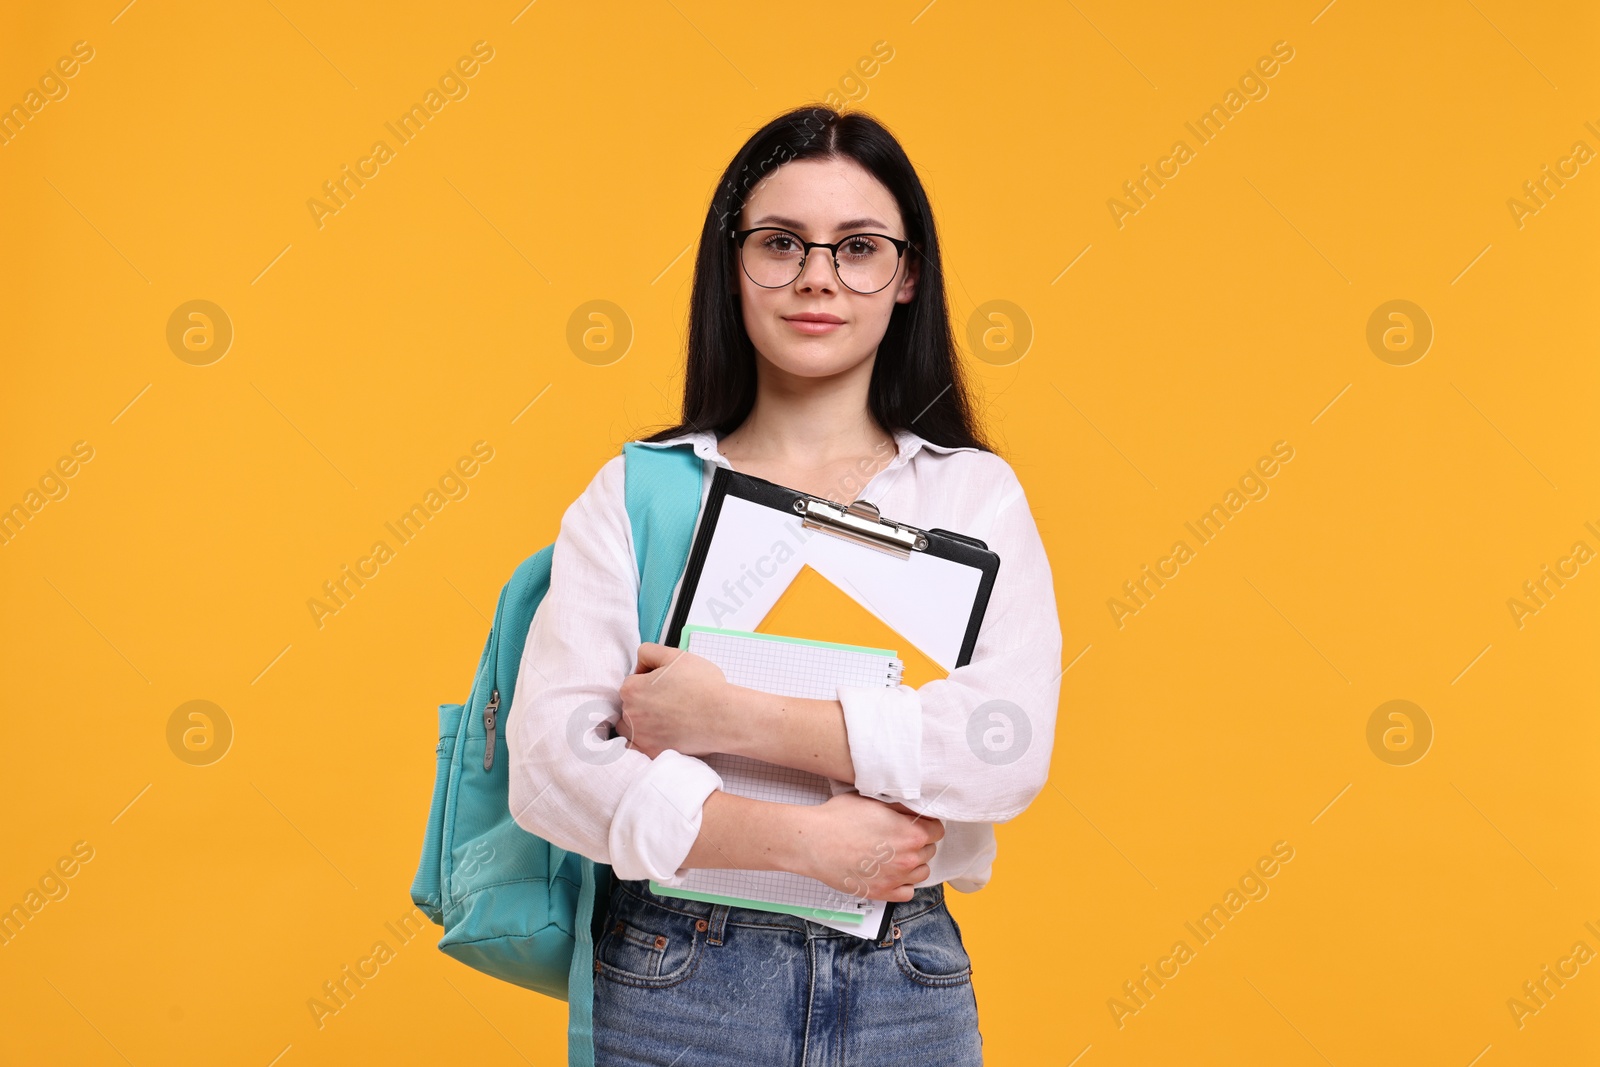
[506,106,1063,1066]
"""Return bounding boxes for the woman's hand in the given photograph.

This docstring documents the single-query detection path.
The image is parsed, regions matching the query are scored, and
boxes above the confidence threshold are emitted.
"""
[615,641,736,759]
[795,794,945,903]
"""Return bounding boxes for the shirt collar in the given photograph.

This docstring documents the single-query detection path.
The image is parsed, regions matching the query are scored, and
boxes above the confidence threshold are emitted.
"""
[633,426,978,482]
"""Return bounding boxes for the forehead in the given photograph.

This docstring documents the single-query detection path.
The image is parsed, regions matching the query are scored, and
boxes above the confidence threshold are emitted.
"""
[740,157,904,235]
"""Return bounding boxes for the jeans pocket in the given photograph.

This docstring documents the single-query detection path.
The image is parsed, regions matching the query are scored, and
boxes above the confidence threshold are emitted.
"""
[595,888,704,988]
[893,903,974,987]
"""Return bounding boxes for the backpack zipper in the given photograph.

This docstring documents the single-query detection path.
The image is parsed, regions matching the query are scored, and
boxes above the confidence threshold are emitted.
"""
[482,687,500,771]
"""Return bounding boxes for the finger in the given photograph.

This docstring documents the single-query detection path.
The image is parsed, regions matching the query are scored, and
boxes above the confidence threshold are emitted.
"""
[887,802,942,835]
[635,641,673,671]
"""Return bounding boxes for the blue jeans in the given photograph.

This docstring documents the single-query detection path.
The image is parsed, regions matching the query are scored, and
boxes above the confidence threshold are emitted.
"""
[591,876,983,1066]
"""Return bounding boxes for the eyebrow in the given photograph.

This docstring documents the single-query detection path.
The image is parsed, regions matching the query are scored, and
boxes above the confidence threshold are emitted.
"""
[751,214,891,233]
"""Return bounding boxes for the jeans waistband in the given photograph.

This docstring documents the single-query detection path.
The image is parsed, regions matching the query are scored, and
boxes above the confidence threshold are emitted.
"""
[609,876,946,938]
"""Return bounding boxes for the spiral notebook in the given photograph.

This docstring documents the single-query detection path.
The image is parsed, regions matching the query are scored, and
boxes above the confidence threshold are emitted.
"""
[648,624,903,937]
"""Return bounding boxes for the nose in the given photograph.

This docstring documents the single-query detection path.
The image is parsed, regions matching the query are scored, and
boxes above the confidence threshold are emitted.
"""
[793,248,839,294]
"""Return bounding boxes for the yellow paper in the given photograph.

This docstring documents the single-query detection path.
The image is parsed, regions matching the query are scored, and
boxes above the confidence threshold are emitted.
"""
[753,563,947,689]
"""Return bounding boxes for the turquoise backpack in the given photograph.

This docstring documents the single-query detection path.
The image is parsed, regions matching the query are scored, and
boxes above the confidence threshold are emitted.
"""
[409,440,702,1067]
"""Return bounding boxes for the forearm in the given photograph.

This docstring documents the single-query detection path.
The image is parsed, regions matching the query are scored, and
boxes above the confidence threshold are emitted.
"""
[723,686,856,784]
[680,789,820,873]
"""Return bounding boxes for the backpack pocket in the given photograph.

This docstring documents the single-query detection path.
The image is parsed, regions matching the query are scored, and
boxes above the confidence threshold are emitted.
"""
[410,701,466,924]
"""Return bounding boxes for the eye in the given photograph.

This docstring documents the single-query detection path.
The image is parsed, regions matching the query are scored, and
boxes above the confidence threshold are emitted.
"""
[842,236,880,258]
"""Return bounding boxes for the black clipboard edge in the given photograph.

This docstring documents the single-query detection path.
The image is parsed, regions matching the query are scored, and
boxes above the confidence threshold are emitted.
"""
[955,561,999,670]
[662,466,731,650]
[928,527,988,552]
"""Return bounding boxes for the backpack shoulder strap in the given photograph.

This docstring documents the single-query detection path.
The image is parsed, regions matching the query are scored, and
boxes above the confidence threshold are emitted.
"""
[621,441,704,644]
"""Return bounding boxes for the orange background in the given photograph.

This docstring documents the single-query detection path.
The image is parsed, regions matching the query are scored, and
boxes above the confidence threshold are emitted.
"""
[2,1,1597,1064]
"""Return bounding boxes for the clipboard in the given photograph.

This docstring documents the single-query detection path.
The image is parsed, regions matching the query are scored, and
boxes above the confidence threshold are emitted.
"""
[661,465,1002,940]
[664,466,1000,668]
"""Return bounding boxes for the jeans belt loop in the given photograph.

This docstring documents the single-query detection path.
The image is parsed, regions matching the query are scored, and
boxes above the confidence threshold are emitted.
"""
[707,903,730,946]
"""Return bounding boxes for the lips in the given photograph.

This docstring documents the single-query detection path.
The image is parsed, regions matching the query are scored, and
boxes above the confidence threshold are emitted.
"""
[783,315,845,335]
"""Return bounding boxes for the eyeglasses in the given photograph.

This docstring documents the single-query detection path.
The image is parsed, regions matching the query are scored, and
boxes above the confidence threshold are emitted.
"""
[731,227,910,295]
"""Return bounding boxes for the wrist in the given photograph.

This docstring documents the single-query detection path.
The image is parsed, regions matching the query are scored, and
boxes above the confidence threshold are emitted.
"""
[773,800,822,878]
[716,682,767,759]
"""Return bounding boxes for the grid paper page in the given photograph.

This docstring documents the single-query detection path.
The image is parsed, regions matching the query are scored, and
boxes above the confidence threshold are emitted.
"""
[665,628,902,923]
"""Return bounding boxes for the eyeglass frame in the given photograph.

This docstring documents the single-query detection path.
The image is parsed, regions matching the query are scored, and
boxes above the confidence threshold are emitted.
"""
[730,226,912,295]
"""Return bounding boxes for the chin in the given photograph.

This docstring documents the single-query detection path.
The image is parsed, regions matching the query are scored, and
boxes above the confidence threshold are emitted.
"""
[764,349,869,379]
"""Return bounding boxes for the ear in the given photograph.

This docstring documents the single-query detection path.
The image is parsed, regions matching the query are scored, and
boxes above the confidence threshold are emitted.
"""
[894,251,919,304]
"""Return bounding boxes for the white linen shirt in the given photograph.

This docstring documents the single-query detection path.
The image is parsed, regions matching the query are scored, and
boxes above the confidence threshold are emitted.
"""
[504,427,1063,894]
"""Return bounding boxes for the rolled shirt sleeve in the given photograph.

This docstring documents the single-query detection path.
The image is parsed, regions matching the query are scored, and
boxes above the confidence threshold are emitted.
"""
[836,471,1062,825]
[504,453,724,885]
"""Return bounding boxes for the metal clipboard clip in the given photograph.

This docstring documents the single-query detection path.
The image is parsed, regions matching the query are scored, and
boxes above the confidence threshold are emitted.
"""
[792,495,929,560]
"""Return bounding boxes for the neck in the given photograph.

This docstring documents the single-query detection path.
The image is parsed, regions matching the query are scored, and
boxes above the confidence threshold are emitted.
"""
[722,352,895,465]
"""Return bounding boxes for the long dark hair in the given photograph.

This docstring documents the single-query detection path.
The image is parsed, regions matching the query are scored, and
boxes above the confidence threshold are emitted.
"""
[640,106,994,455]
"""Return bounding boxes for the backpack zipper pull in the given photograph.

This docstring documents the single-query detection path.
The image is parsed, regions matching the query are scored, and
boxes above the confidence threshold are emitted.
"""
[483,687,500,771]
